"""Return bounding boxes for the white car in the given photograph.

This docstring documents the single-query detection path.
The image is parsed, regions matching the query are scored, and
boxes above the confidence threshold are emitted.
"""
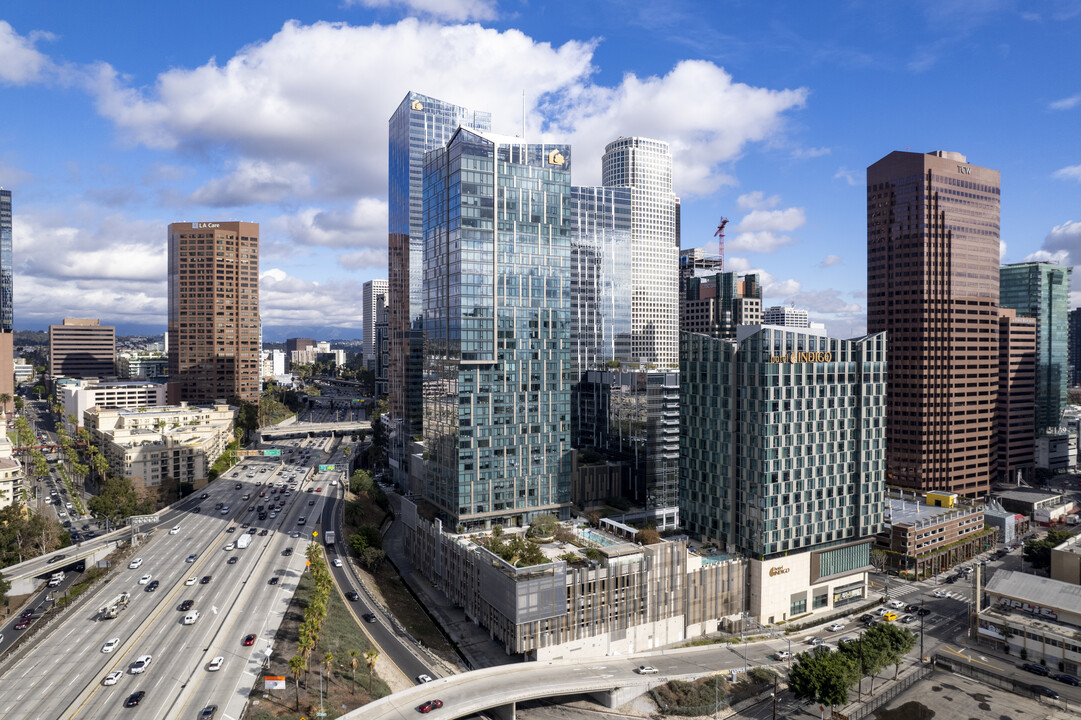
[224,543,235,551]
[636,665,659,674]
[208,656,224,672]
[183,611,200,625]
[775,651,791,661]
[102,670,123,686]
[826,623,846,632]
[874,607,889,616]
[128,558,143,569]
[170,525,181,535]
[333,558,342,568]
[138,574,152,585]
[102,637,120,653]
[416,674,433,684]
[185,576,197,586]
[888,600,905,610]
[130,655,152,674]
[932,589,948,598]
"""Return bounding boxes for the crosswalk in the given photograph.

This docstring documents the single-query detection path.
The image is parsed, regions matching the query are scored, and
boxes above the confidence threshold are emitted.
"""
[882,583,969,603]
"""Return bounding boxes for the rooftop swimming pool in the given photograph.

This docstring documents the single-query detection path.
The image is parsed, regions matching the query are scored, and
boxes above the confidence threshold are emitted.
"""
[578,528,621,547]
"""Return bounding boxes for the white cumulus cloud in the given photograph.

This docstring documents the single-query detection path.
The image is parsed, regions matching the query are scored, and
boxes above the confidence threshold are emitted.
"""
[737,191,780,211]
[819,254,842,267]
[736,207,806,233]
[269,198,389,249]
[1053,164,1081,182]
[190,159,314,207]
[1050,93,1081,111]
[0,21,55,86]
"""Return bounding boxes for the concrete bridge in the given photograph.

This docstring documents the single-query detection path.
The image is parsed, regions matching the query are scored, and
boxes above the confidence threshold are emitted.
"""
[258,420,371,442]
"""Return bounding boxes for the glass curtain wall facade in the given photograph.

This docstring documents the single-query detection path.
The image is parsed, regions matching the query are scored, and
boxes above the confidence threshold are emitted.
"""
[680,327,886,557]
[423,129,572,528]
[569,186,632,369]
[999,262,1071,435]
[388,91,491,484]
[1070,308,1081,387]
[0,189,12,415]
[602,137,678,366]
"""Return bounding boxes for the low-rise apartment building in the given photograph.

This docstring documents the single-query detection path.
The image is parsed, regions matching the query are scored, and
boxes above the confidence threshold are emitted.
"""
[401,499,745,660]
[0,434,21,510]
[60,380,167,428]
[84,403,236,505]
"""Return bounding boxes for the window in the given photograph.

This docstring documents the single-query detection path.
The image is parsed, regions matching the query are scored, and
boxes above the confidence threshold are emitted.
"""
[813,593,828,610]
[791,598,807,616]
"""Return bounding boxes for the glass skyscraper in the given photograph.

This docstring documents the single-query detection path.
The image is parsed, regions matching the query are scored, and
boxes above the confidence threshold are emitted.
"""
[1000,261,1072,434]
[0,189,11,332]
[387,91,491,488]
[423,128,572,528]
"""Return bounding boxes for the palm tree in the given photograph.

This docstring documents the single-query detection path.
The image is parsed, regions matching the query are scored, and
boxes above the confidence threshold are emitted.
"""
[288,654,305,710]
[364,649,379,693]
[348,649,360,695]
[0,392,11,418]
[322,652,334,685]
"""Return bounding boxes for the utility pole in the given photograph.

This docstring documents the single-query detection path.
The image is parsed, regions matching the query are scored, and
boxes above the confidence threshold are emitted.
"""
[772,674,778,720]
[920,599,926,663]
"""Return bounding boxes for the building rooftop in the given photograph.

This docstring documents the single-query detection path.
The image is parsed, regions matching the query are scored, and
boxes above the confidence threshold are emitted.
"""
[884,497,979,527]
[985,570,1081,616]
[995,488,1064,504]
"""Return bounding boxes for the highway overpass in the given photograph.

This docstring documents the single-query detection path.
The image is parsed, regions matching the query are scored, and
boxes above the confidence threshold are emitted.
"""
[259,419,370,442]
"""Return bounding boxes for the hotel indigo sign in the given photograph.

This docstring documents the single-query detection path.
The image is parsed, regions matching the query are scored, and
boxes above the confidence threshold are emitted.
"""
[768,352,833,364]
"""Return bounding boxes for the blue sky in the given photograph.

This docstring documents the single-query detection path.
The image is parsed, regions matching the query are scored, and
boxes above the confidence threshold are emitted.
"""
[1,0,1080,340]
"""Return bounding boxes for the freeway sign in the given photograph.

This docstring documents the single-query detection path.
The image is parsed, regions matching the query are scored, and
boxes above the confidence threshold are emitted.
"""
[238,450,258,457]
[127,514,159,526]
[263,449,282,456]
[318,464,336,472]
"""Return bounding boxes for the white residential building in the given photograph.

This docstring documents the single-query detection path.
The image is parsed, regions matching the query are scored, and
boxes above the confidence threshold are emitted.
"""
[0,434,21,510]
[602,137,678,366]
[762,305,811,328]
[84,403,236,502]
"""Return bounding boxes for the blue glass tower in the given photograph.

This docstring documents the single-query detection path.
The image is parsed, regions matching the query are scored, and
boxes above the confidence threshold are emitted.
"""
[423,128,572,527]
[1000,261,1072,434]
[387,92,491,488]
[0,189,11,332]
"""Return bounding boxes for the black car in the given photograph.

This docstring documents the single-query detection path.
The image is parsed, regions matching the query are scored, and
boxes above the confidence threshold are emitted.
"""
[179,600,194,611]
[1053,673,1080,686]
[124,691,146,708]
[193,506,202,513]
[282,548,293,556]
[268,577,279,585]
[905,604,919,613]
[47,554,66,564]
[346,590,360,601]
[81,524,90,531]
[1022,662,1051,677]
[1031,684,1060,699]
[308,500,316,506]
[227,557,238,565]
[362,612,376,623]
[917,607,931,616]
[945,575,958,584]
[146,580,159,592]
[226,527,236,533]
[858,614,872,623]
[200,575,212,584]
[199,705,218,720]
[201,493,209,499]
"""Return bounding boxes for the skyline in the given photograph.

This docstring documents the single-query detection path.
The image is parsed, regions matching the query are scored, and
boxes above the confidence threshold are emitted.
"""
[1,1,1080,339]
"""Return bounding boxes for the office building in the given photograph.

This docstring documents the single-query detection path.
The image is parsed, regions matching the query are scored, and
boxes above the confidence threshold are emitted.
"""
[681,268,762,339]
[167,222,260,405]
[680,326,887,623]
[388,91,491,485]
[285,337,315,361]
[867,150,1001,497]
[0,189,10,415]
[602,137,678,366]
[875,495,992,578]
[569,186,632,369]
[423,128,571,528]
[1000,262,1071,435]
[1069,308,1081,386]
[117,352,168,383]
[48,319,116,380]
[374,301,389,397]
[762,305,810,328]
[60,379,167,428]
[363,279,388,371]
[997,309,1036,482]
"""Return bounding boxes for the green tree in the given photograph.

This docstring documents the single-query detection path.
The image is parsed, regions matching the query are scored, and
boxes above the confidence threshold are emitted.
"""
[0,392,11,414]
[322,652,334,684]
[14,397,24,413]
[348,649,361,695]
[839,629,892,695]
[288,654,305,709]
[0,571,10,604]
[635,527,662,545]
[87,475,142,526]
[790,646,858,710]
[364,649,379,693]
[1025,529,1073,570]
[359,546,386,571]
[349,469,373,495]
[526,513,559,538]
[874,622,917,679]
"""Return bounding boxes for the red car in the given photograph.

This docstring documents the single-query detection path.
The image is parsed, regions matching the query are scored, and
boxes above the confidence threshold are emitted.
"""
[315,487,323,492]
[417,700,443,714]
[242,634,257,646]
[14,619,31,630]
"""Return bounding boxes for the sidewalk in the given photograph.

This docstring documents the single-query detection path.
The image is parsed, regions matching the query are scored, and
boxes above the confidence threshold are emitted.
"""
[381,494,519,672]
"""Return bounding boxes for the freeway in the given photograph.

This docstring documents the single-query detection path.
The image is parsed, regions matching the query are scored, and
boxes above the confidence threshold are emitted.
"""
[0,438,331,719]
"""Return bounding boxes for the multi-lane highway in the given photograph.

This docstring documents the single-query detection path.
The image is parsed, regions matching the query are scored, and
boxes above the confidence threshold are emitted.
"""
[0,437,346,719]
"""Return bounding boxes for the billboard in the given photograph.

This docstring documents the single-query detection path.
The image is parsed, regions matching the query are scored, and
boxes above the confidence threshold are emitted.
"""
[264,676,286,690]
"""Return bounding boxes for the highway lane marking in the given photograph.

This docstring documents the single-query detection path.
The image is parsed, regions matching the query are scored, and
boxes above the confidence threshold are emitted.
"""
[940,645,1004,670]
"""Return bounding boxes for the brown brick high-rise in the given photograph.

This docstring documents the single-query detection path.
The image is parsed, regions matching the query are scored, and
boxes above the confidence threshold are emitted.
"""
[167,222,260,406]
[867,151,1000,497]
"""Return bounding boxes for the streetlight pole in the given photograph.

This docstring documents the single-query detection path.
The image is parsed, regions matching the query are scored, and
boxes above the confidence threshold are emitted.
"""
[920,599,926,663]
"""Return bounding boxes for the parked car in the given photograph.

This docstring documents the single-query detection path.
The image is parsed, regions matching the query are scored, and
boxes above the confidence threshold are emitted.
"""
[826,623,845,632]
[1031,684,1060,699]
[775,650,791,661]
[1022,663,1051,677]
[1052,673,1081,686]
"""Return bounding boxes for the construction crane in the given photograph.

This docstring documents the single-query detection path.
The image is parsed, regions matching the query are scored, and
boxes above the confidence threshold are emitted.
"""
[714,217,729,270]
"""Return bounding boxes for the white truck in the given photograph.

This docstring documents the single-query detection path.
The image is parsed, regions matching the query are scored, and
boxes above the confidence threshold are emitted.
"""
[99,592,131,620]
[235,533,252,549]
[325,531,335,546]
